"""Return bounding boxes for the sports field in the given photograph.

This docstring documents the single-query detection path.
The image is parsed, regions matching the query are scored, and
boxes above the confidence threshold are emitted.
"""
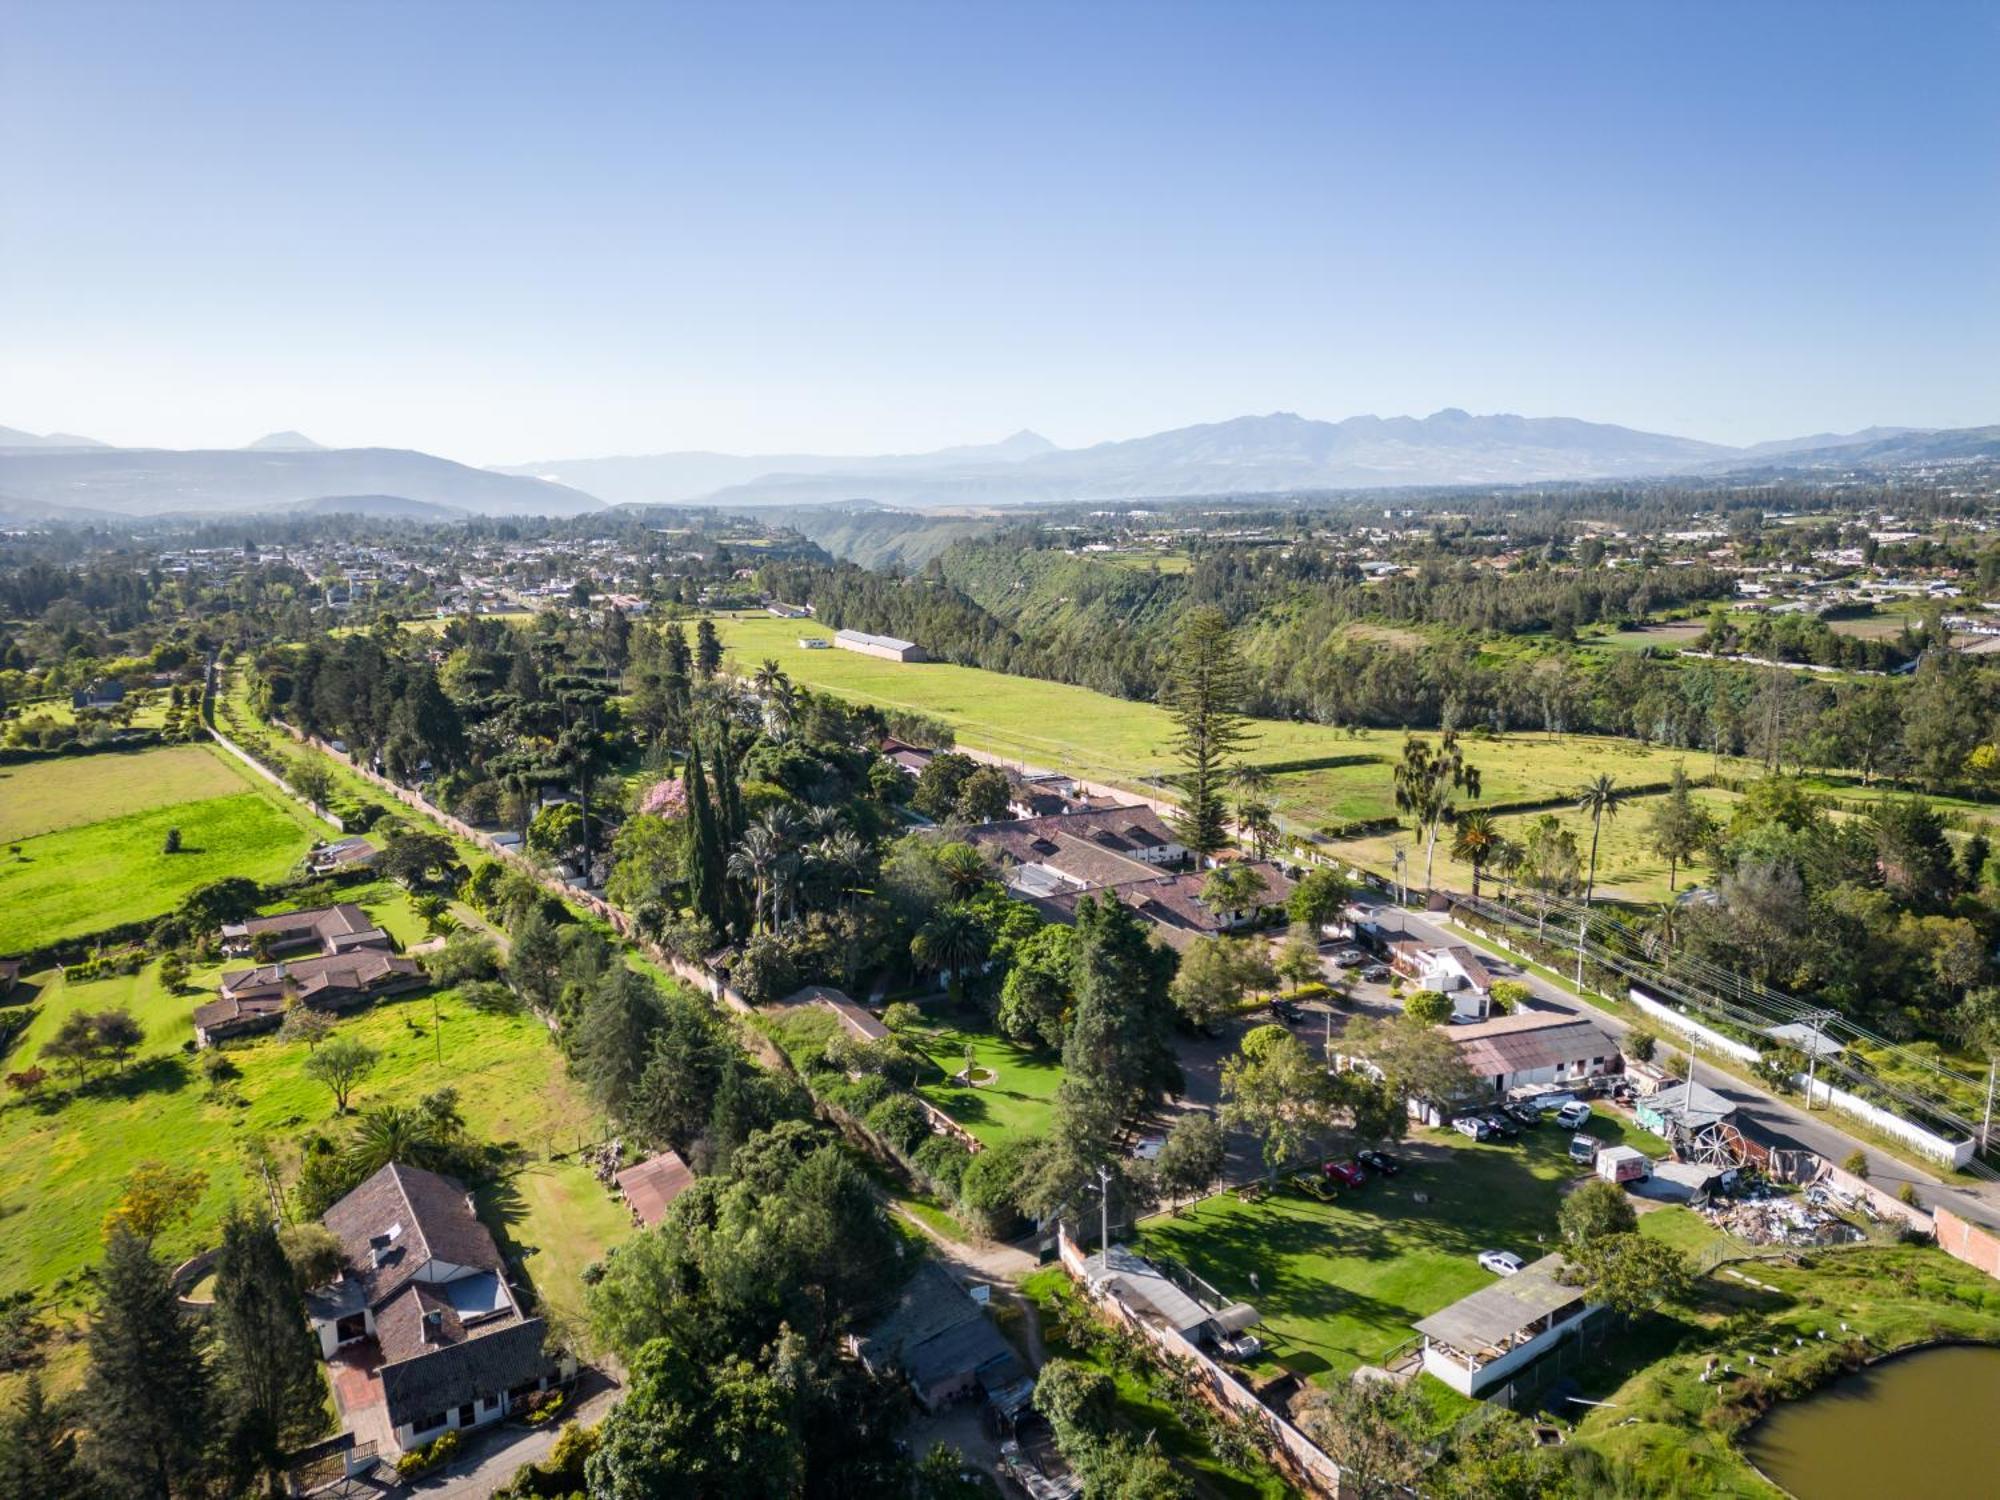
[0,745,321,951]
[706,615,1756,833]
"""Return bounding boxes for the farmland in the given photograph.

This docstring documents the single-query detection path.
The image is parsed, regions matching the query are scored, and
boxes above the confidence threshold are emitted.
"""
[0,744,324,951]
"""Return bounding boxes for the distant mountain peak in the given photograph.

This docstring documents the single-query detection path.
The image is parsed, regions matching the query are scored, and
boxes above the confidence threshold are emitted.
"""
[244,430,325,451]
[0,424,111,450]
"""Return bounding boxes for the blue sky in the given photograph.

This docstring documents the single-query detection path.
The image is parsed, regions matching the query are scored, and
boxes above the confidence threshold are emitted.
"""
[1,0,1994,463]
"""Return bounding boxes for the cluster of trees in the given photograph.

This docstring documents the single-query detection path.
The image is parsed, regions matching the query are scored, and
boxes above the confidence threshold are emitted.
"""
[0,1210,330,1500]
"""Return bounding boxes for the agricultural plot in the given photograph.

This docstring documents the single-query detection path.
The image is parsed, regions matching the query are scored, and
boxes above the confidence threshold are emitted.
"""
[1138,1116,1668,1386]
[0,746,323,952]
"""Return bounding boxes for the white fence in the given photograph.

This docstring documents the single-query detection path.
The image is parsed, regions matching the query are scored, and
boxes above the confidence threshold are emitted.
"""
[1798,1075,1977,1168]
[1624,986,1762,1065]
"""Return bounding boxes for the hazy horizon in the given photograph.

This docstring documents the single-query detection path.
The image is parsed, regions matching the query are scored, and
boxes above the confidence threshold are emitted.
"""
[3,0,1995,467]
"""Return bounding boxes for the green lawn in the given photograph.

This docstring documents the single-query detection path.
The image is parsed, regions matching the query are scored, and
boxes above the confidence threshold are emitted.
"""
[0,773,321,951]
[703,615,1762,839]
[0,949,602,1312]
[478,1158,635,1330]
[1138,1115,1664,1385]
[910,1020,1063,1147]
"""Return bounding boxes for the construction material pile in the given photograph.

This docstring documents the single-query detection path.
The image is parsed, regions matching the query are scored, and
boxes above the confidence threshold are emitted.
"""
[1701,1184,1864,1247]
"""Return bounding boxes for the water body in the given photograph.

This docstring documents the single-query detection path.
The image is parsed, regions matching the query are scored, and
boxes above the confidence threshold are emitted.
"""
[1741,1343,2000,1498]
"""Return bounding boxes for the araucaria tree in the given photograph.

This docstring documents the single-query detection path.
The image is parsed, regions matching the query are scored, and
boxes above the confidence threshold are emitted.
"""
[1163,608,1255,859]
[1393,730,1480,897]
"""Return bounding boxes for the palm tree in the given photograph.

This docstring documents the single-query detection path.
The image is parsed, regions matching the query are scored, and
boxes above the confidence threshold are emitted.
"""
[344,1105,447,1177]
[935,842,990,900]
[816,828,873,906]
[912,909,989,994]
[727,825,783,932]
[1577,773,1621,906]
[1644,899,1680,975]
[752,658,789,696]
[1449,810,1504,900]
[1239,799,1278,859]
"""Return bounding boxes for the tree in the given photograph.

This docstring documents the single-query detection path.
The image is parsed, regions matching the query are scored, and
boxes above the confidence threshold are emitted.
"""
[91,1009,144,1072]
[528,802,587,865]
[1487,979,1530,1015]
[911,752,977,821]
[1559,1179,1638,1244]
[1220,1024,1337,1182]
[303,1035,378,1113]
[290,756,336,810]
[1393,730,1481,896]
[1403,988,1452,1025]
[586,1339,803,1500]
[380,828,458,889]
[158,952,189,994]
[211,1209,329,1490]
[0,1373,82,1500]
[1562,1233,1692,1319]
[1625,1028,1656,1063]
[932,841,990,900]
[1576,773,1622,905]
[1061,895,1181,1113]
[278,1005,335,1052]
[424,928,500,988]
[1169,935,1274,1028]
[509,906,565,1012]
[1519,814,1582,935]
[1645,763,1714,893]
[1273,924,1323,992]
[998,923,1079,1049]
[694,618,723,678]
[276,1223,345,1291]
[1199,861,1268,919]
[954,765,1011,824]
[82,1226,210,1500]
[1150,1112,1225,1211]
[40,1011,99,1087]
[1031,1357,1115,1444]
[1449,809,1505,900]
[1163,608,1254,858]
[161,827,181,854]
[1295,1377,1428,1500]
[1341,1014,1476,1113]
[911,907,990,994]
[1288,865,1353,934]
[102,1161,207,1243]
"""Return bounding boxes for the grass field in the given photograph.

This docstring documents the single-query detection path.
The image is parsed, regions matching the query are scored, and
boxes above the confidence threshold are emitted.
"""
[0,943,613,1307]
[0,747,323,952]
[1327,786,1744,904]
[706,616,1759,833]
[910,1020,1063,1146]
[0,744,250,843]
[6,692,173,732]
[1138,1115,1667,1386]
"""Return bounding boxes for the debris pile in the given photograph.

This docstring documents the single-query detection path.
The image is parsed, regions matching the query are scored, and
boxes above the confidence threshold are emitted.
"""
[1701,1187,1863,1247]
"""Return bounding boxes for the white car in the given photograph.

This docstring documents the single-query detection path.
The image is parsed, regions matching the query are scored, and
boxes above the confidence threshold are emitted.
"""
[1478,1250,1525,1276]
[1131,1135,1167,1162]
[1554,1102,1593,1130]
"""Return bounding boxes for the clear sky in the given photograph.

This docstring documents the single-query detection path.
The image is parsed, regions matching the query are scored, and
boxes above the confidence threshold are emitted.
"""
[1,0,1995,464]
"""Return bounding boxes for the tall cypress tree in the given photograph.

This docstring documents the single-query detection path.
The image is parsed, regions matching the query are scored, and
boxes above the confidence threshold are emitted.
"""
[0,1374,83,1500]
[685,744,722,931]
[82,1225,211,1500]
[212,1209,329,1494]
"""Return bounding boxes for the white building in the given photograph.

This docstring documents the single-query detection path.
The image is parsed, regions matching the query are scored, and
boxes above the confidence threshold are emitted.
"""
[1414,1255,1597,1396]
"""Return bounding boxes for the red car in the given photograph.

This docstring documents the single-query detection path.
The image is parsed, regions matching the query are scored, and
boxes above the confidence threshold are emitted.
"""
[1323,1159,1369,1189]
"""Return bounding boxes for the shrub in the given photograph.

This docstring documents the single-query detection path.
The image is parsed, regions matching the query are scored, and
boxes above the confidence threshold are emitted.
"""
[396,1426,462,1477]
[1843,1150,1869,1180]
[913,1134,971,1194]
[882,1001,922,1032]
[522,1390,566,1426]
[162,827,182,854]
[958,1136,1036,1234]
[1624,1027,1657,1063]
[1488,980,1532,1016]
[1404,989,1452,1025]
[866,1093,933,1155]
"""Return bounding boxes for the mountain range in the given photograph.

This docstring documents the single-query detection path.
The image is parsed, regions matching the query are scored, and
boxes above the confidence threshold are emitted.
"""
[1,412,1994,522]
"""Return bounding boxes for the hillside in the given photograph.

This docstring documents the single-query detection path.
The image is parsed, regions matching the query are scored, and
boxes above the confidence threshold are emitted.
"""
[0,445,603,517]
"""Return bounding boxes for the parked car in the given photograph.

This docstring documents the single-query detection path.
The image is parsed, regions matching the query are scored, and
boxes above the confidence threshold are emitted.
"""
[1217,1331,1264,1361]
[1357,1149,1402,1176]
[1554,1101,1593,1130]
[1290,1171,1337,1202]
[1323,1159,1369,1189]
[1271,999,1302,1025]
[1478,1250,1526,1276]
[1568,1133,1600,1164]
[1330,948,1366,969]
[1131,1135,1167,1162]
[1453,1115,1494,1141]
[1481,1110,1521,1139]
[1361,964,1391,982]
[1505,1101,1543,1126]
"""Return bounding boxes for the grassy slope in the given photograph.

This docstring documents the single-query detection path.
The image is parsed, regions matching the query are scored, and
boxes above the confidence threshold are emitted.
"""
[0,742,324,951]
[707,615,1757,825]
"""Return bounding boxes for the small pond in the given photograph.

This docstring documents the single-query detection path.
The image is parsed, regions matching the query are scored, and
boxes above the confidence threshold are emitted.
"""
[1741,1343,2000,1498]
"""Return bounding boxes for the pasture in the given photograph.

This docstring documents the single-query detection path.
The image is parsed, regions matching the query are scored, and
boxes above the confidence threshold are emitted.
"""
[0,744,323,952]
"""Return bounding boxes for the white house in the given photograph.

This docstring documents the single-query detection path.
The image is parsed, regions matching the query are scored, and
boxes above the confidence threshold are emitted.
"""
[1446,1012,1621,1097]
[1414,1255,1597,1396]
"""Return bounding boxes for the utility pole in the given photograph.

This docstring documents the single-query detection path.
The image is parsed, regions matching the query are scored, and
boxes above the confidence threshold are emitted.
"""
[1799,1009,1835,1112]
[1983,1060,1996,1155]
[1097,1164,1114,1256]
[1575,908,1588,992]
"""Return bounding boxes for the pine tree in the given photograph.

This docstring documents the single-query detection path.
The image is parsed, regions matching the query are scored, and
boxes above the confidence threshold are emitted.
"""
[685,745,724,931]
[212,1209,330,1493]
[665,621,692,678]
[1162,608,1254,858]
[695,619,723,678]
[0,1373,83,1500]
[82,1226,211,1500]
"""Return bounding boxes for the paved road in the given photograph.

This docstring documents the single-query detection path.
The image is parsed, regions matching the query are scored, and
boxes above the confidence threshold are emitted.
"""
[1362,894,2000,1232]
